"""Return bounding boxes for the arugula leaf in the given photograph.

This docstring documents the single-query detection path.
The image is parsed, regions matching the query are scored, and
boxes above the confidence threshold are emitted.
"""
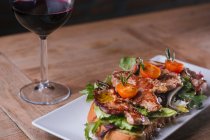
[80,84,95,102]
[188,94,207,109]
[119,57,136,71]
[182,76,194,92]
[179,93,207,108]
[179,77,207,109]
[150,108,177,118]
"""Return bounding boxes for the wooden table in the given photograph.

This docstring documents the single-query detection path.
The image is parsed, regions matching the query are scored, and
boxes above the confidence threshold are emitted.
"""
[1,3,210,140]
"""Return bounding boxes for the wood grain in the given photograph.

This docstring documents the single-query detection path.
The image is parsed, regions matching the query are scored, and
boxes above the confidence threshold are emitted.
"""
[0,54,65,139]
[0,3,210,140]
[0,107,28,140]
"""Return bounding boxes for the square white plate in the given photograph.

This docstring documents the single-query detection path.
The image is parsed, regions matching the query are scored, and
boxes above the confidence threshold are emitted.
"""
[32,55,210,140]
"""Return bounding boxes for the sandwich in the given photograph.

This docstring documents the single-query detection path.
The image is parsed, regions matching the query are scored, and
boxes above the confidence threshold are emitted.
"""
[81,49,208,140]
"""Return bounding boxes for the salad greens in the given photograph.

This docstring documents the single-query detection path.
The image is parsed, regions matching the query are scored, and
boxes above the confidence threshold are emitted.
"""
[137,107,177,118]
[94,105,137,131]
[119,57,136,71]
[83,54,208,140]
[84,120,102,140]
[178,76,207,109]
[150,108,177,118]
[85,105,140,140]
[80,75,113,102]
[80,83,95,102]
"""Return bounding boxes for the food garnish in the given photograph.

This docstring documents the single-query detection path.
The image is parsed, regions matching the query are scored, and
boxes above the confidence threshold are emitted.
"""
[165,48,184,73]
[82,49,208,140]
[139,59,161,79]
[116,83,138,99]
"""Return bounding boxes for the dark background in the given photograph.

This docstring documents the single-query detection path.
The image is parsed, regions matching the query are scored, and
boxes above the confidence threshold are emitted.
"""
[1,0,210,36]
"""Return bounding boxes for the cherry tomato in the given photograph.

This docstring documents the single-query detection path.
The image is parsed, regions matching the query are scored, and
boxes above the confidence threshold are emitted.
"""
[165,60,184,73]
[116,83,138,99]
[140,62,161,79]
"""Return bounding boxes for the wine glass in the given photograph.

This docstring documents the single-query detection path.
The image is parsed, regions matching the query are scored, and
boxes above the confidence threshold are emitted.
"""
[11,0,74,105]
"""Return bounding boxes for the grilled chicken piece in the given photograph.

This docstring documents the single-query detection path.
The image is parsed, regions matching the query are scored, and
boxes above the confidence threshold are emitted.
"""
[137,78,154,92]
[94,88,150,125]
[111,69,181,113]
[112,69,182,94]
[137,69,182,94]
[132,91,161,112]
[157,69,182,92]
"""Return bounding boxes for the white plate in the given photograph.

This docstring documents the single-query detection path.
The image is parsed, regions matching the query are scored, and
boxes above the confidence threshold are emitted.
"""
[32,55,210,140]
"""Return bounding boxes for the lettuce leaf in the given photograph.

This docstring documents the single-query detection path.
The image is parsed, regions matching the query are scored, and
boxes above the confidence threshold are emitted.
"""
[150,108,177,118]
[136,108,149,116]
[84,120,102,140]
[84,123,93,140]
[94,105,111,119]
[80,84,95,102]
[106,116,137,130]
[94,105,138,131]
[119,57,136,71]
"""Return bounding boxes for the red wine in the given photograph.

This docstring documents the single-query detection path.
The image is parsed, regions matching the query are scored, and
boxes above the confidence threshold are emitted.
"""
[12,0,73,37]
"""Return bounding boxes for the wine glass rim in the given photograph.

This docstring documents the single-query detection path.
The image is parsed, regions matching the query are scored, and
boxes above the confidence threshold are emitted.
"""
[11,0,74,15]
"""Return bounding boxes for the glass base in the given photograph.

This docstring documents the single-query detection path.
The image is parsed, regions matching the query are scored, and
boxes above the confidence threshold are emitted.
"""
[20,81,70,105]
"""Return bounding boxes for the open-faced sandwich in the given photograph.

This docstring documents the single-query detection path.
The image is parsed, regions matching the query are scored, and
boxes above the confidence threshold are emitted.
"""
[81,49,208,140]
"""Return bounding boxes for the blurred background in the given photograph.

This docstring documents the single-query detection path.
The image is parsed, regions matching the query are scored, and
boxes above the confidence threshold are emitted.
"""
[1,0,210,36]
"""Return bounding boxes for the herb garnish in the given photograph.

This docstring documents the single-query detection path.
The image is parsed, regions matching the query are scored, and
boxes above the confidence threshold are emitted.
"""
[119,72,132,86]
[138,58,145,71]
[165,48,175,61]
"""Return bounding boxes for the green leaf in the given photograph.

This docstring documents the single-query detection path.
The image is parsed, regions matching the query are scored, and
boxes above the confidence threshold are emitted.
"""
[178,77,207,109]
[107,116,137,130]
[181,76,194,92]
[188,95,207,109]
[151,108,177,118]
[94,105,111,119]
[84,120,102,140]
[119,57,136,71]
[136,108,148,116]
[80,84,95,102]
[178,92,195,100]
[84,123,93,140]
[94,105,137,131]
[91,120,102,134]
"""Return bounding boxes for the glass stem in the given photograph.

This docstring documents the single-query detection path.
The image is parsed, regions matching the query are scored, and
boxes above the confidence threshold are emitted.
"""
[40,37,49,83]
